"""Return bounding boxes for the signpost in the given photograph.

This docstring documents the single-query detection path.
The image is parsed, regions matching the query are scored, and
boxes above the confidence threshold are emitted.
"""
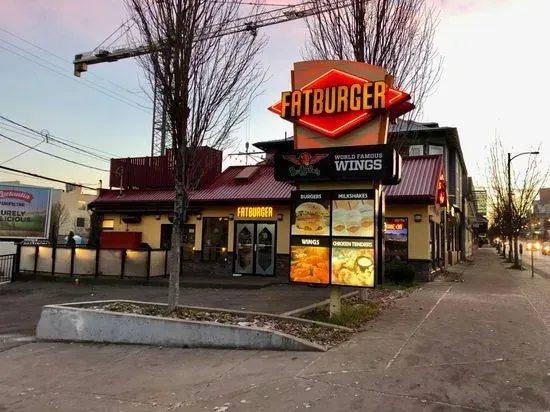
[270,60,413,317]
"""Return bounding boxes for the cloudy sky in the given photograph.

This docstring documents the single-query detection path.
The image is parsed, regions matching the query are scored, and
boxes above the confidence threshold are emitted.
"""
[0,0,548,191]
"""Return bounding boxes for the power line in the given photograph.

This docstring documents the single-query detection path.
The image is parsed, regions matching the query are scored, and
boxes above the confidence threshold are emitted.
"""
[0,41,152,114]
[1,141,44,165]
[0,115,116,160]
[0,165,98,190]
[0,26,147,98]
[0,132,110,172]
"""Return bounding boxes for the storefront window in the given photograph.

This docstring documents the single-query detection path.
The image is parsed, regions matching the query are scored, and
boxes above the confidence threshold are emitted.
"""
[202,217,229,261]
[161,224,195,260]
[385,218,408,262]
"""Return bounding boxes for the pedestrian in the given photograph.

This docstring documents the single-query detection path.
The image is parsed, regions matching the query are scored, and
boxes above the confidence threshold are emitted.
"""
[67,231,76,248]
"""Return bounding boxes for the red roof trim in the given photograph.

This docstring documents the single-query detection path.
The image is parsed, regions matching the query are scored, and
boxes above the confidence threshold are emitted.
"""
[90,157,444,208]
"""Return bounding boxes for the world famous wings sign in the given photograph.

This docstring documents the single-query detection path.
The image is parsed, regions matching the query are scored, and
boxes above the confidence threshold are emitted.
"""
[268,63,413,142]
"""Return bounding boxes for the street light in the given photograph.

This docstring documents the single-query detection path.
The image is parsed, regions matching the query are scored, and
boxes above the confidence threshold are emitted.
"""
[507,151,539,264]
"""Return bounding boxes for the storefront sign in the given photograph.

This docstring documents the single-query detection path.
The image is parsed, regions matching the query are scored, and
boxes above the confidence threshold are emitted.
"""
[274,144,400,183]
[436,171,447,206]
[289,190,377,288]
[0,184,52,239]
[269,66,411,140]
[236,206,274,219]
[384,217,408,262]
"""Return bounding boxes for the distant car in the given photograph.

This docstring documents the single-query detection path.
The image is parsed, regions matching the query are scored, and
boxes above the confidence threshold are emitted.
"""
[542,242,550,256]
[526,242,542,252]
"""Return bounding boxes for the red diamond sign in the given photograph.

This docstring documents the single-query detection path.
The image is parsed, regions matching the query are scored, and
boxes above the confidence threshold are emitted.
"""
[268,68,412,139]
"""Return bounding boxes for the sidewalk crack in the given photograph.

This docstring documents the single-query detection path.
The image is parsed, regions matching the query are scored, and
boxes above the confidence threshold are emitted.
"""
[384,285,453,370]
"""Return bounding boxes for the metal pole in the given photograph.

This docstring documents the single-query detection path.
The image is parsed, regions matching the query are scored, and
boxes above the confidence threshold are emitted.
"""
[508,153,513,260]
[531,248,534,278]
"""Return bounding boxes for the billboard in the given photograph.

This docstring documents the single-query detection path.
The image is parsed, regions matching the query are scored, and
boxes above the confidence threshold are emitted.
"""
[0,184,53,239]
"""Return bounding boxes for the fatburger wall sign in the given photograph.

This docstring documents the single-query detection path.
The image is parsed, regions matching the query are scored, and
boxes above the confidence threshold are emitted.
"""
[274,144,401,184]
[269,61,414,150]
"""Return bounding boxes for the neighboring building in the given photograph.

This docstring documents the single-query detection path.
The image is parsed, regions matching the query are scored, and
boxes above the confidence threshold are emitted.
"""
[388,120,472,264]
[532,188,550,240]
[58,184,97,242]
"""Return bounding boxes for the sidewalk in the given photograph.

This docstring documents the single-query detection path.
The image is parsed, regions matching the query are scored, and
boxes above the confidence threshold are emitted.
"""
[1,248,550,411]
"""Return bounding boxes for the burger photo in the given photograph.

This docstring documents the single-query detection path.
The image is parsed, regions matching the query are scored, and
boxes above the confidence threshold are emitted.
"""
[294,202,329,234]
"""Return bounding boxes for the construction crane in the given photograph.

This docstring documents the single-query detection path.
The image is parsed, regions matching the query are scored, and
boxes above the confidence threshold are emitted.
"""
[73,1,353,157]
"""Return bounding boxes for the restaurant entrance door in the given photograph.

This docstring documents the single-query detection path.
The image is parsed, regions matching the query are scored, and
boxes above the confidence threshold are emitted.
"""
[234,222,277,276]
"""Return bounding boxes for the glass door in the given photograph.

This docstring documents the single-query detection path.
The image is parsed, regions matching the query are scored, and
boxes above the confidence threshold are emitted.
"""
[255,223,276,276]
[235,223,254,274]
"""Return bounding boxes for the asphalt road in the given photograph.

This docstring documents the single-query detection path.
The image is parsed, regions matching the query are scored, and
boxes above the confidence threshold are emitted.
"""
[1,247,550,411]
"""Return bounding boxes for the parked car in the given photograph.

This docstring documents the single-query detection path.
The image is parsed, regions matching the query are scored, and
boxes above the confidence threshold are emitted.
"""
[542,242,550,255]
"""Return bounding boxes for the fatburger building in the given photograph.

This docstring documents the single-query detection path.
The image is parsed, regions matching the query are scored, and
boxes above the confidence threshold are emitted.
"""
[89,140,448,281]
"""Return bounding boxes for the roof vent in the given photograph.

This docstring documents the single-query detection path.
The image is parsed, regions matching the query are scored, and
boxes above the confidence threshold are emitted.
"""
[234,166,260,182]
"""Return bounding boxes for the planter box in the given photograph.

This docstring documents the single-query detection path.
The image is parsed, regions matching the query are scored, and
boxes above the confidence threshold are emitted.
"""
[36,300,333,352]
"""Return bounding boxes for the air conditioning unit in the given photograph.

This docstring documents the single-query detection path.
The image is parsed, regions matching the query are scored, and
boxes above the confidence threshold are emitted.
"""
[408,145,424,156]
[429,145,444,155]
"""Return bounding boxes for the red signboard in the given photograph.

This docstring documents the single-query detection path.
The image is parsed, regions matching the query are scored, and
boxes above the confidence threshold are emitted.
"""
[269,68,411,139]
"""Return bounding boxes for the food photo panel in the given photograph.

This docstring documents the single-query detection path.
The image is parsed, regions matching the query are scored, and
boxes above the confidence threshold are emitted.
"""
[290,237,330,285]
[291,191,331,236]
[331,192,375,238]
[331,238,375,287]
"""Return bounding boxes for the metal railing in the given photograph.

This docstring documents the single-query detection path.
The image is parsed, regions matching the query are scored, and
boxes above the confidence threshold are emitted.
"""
[0,254,15,283]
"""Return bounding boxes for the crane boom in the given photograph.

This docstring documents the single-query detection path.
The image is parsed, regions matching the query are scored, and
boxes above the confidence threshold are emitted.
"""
[73,1,352,77]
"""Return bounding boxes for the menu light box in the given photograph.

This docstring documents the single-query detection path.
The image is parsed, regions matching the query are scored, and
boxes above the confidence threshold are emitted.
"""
[289,190,378,288]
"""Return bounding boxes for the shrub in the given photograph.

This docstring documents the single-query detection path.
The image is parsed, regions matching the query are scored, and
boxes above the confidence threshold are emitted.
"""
[385,257,416,284]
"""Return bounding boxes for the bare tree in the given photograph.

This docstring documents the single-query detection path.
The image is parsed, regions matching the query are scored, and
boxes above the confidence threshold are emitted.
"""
[487,137,547,268]
[49,203,69,245]
[126,0,266,311]
[304,0,442,124]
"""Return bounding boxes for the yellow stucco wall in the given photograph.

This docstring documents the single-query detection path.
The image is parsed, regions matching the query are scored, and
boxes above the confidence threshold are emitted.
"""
[102,204,292,253]
[386,204,440,261]
[102,213,172,248]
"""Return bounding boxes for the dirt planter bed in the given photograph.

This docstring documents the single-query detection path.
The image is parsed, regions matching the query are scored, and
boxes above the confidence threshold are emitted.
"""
[36,300,353,352]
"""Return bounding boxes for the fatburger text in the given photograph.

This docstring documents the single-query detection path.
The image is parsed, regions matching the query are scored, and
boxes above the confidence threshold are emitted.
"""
[280,81,386,118]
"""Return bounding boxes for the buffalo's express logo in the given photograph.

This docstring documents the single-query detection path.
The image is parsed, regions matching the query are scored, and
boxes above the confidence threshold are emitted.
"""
[0,190,33,203]
[283,152,328,177]
[269,68,410,139]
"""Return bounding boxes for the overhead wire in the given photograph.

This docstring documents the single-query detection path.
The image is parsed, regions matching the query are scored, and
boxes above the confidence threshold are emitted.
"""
[0,40,151,114]
[0,132,110,172]
[0,165,98,191]
[0,115,116,160]
[1,141,44,165]
[0,26,147,98]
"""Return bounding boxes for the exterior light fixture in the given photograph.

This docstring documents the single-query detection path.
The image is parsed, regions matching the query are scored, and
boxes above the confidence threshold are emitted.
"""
[414,214,422,223]
[196,213,202,220]
[277,213,284,221]
[228,214,235,220]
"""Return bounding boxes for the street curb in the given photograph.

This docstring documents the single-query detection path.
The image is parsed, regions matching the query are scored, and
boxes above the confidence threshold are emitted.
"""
[280,291,359,317]
[35,300,351,352]
[13,272,284,290]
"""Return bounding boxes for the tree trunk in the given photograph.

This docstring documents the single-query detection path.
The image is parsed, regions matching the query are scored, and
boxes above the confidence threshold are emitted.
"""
[168,178,187,312]
[508,235,514,263]
[513,236,520,268]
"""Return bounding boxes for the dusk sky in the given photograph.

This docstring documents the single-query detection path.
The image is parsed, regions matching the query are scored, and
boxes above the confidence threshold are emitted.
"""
[0,0,548,191]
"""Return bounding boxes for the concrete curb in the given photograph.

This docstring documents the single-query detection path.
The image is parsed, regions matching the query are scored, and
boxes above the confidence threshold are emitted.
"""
[35,300,344,352]
[280,291,358,317]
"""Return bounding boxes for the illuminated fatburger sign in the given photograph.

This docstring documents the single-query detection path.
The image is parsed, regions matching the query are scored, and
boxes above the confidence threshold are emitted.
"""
[269,66,412,140]
[279,80,387,118]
